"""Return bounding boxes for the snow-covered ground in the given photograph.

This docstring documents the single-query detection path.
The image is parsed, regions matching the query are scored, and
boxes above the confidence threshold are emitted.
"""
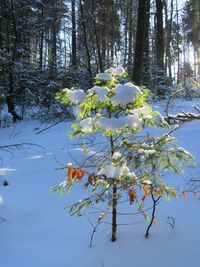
[0,100,200,267]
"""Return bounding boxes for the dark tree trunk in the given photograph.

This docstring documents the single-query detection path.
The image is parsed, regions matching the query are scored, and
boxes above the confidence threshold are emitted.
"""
[164,0,173,82]
[49,23,57,79]
[71,0,77,67]
[156,0,164,71]
[132,0,150,85]
[111,181,117,242]
[39,7,44,69]
[91,1,103,72]
[127,0,133,68]
[5,1,21,123]
[143,0,150,84]
[79,0,93,85]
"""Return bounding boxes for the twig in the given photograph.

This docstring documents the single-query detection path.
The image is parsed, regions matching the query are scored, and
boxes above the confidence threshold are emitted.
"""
[145,192,161,238]
[35,118,67,135]
[166,216,175,229]
[88,207,110,247]
[165,88,184,118]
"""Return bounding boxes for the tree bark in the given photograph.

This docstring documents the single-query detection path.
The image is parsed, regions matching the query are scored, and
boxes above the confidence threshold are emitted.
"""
[132,0,150,85]
[71,0,77,67]
[156,0,164,72]
[79,0,93,85]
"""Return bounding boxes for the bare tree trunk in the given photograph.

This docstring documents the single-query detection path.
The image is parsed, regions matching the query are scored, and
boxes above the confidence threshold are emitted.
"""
[143,0,150,84]
[91,1,103,72]
[156,0,164,72]
[79,0,93,85]
[71,0,77,67]
[49,23,57,79]
[164,0,173,82]
[123,5,129,65]
[111,181,117,242]
[176,0,180,83]
[39,7,44,69]
[127,0,133,69]
[6,0,21,122]
[132,0,150,85]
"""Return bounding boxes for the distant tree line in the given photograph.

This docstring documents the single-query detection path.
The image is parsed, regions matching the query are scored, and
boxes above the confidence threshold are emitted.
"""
[0,0,199,123]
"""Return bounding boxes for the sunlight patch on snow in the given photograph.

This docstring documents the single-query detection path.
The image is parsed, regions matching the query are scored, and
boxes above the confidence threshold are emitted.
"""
[0,168,16,175]
[70,147,96,156]
[24,155,44,160]
[0,195,3,205]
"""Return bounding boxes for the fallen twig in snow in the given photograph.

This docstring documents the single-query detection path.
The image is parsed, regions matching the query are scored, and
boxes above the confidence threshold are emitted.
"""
[165,112,200,125]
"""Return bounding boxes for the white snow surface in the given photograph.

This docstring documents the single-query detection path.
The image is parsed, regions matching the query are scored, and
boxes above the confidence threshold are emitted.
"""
[0,99,200,267]
[111,83,142,107]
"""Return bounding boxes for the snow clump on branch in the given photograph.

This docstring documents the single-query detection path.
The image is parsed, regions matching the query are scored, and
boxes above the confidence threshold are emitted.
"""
[106,66,125,76]
[96,72,113,81]
[88,86,110,102]
[97,163,130,179]
[62,88,86,104]
[111,83,142,107]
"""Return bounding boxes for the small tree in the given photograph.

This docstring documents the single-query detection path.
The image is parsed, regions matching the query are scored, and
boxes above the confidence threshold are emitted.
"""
[53,67,194,242]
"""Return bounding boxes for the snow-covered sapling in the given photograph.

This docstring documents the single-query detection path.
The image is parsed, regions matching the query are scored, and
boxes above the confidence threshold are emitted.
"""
[54,66,194,242]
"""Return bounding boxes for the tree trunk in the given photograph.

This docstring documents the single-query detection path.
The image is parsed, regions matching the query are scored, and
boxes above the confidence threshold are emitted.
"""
[164,0,173,82]
[156,0,164,72]
[111,181,117,242]
[79,0,93,85]
[143,0,150,84]
[132,0,149,85]
[39,7,44,69]
[127,0,133,69]
[91,1,103,72]
[71,0,77,67]
[49,23,57,79]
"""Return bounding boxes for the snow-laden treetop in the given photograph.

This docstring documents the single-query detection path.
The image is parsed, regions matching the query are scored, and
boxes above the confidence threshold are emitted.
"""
[57,66,169,135]
[54,66,194,231]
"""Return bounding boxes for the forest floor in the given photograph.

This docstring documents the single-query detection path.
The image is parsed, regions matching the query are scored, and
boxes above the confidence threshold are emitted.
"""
[0,99,200,267]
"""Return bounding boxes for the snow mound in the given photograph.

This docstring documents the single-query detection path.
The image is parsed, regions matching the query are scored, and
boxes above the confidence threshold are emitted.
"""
[88,86,110,102]
[98,163,130,179]
[106,66,125,76]
[111,83,142,107]
[73,106,82,117]
[129,106,152,117]
[112,152,122,160]
[138,148,156,157]
[95,114,143,132]
[96,72,113,81]
[80,117,94,133]
[68,90,86,104]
